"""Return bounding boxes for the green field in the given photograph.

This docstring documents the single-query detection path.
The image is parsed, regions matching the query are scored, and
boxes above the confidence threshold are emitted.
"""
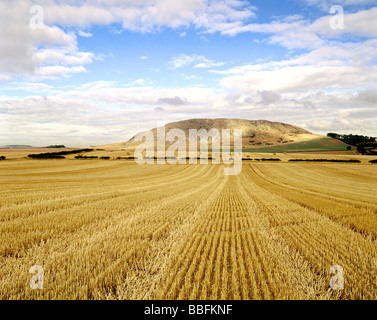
[242,137,354,153]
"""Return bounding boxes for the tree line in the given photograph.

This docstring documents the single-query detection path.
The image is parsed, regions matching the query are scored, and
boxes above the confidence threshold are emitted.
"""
[75,155,110,159]
[327,133,376,145]
[28,148,93,159]
[327,133,377,155]
[289,159,361,163]
[44,145,66,148]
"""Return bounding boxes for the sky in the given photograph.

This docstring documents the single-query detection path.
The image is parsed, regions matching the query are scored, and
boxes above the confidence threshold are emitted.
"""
[0,0,377,147]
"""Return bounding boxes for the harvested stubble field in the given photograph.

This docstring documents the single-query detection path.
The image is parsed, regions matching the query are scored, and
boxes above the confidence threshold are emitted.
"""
[0,159,376,300]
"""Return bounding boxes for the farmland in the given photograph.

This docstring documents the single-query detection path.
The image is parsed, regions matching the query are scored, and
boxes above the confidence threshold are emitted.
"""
[0,159,376,300]
[242,137,354,154]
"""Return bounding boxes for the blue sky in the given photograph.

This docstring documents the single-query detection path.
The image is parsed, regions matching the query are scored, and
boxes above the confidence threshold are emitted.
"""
[0,0,377,146]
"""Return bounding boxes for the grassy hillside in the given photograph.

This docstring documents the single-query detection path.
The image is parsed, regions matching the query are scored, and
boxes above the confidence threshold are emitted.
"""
[242,137,354,153]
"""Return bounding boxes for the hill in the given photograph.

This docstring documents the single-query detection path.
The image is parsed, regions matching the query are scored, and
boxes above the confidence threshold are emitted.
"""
[4,145,33,148]
[98,118,329,152]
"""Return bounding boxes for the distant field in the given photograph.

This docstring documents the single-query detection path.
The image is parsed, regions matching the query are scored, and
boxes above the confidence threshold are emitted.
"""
[0,160,376,300]
[0,148,80,160]
[0,143,365,162]
[243,137,354,153]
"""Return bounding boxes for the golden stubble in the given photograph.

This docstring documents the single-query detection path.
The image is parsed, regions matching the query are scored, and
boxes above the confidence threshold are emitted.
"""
[0,160,376,300]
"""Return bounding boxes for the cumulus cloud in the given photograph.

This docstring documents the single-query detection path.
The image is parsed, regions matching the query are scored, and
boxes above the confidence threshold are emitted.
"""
[220,6,377,49]
[1,81,376,147]
[213,8,377,96]
[220,63,377,93]
[1,82,55,93]
[169,54,224,69]
[0,0,253,81]
[0,1,94,80]
[356,88,377,103]
[1,1,377,145]
[158,96,188,106]
[312,7,377,38]
[0,84,221,146]
[259,90,281,105]
[169,54,198,69]
[39,0,256,33]
[77,30,93,38]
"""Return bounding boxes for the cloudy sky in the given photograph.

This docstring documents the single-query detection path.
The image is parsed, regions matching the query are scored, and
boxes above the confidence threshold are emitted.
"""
[0,0,376,147]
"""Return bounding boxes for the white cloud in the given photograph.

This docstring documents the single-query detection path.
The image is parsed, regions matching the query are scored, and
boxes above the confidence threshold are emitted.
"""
[0,1,93,80]
[1,82,55,93]
[1,1,377,145]
[78,30,93,38]
[312,7,377,38]
[33,48,94,66]
[41,0,256,33]
[169,54,224,69]
[1,79,376,147]
[158,96,188,105]
[219,6,377,50]
[125,78,153,87]
[0,84,222,146]
[194,61,225,69]
[220,63,377,93]
[36,66,87,78]
[356,87,377,103]
[259,90,281,105]
[0,0,255,81]
[181,74,197,80]
[79,81,114,90]
[169,54,199,69]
